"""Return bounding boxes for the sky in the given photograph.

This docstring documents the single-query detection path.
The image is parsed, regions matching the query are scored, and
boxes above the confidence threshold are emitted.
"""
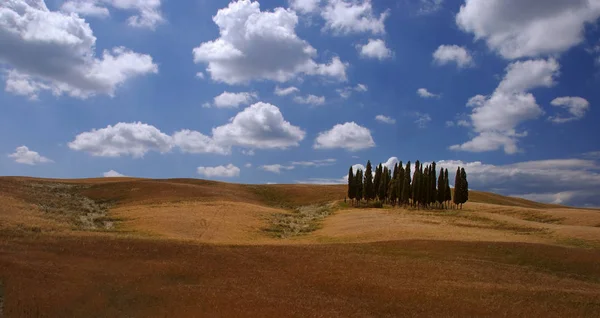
[1,0,600,207]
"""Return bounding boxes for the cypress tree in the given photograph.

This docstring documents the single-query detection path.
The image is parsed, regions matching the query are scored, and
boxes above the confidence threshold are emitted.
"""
[355,169,363,203]
[437,167,444,207]
[453,167,461,208]
[412,161,420,207]
[388,176,397,205]
[430,162,437,207]
[460,168,469,208]
[396,162,404,205]
[402,161,411,206]
[373,164,382,201]
[348,166,355,205]
[379,167,388,202]
[364,161,374,202]
[444,169,451,208]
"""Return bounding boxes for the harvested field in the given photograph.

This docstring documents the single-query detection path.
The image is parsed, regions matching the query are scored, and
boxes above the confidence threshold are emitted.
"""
[1,177,600,316]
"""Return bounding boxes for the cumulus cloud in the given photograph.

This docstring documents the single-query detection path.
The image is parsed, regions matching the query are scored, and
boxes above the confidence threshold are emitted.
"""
[261,164,295,174]
[171,130,230,155]
[8,146,53,165]
[103,170,124,177]
[68,122,173,158]
[433,45,473,68]
[314,122,375,151]
[196,72,205,79]
[212,91,258,108]
[289,0,321,13]
[357,39,393,60]
[192,0,347,84]
[417,88,439,99]
[212,102,306,149]
[197,164,240,178]
[437,159,600,207]
[0,1,158,99]
[456,0,600,59]
[61,0,164,29]
[274,86,299,96]
[322,0,388,35]
[451,58,559,154]
[293,94,325,105]
[548,97,590,124]
[70,103,305,157]
[375,115,395,124]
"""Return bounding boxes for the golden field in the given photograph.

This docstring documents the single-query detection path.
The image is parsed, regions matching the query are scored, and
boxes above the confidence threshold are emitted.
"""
[1,176,600,317]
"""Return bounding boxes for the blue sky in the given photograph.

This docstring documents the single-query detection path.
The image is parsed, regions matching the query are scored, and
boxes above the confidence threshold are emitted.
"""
[1,0,600,206]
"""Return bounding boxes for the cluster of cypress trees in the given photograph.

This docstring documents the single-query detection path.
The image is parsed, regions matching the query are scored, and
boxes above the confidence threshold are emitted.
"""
[348,160,469,209]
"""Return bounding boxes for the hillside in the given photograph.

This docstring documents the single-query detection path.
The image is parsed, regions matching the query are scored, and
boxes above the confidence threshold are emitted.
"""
[2,176,600,316]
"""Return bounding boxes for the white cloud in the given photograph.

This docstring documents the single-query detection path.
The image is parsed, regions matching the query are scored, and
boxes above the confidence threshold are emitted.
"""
[414,112,431,128]
[212,91,258,108]
[70,103,305,157]
[451,58,559,154]
[8,146,53,165]
[0,1,158,99]
[289,0,321,13]
[242,149,255,156]
[336,84,366,99]
[290,158,336,167]
[355,83,368,92]
[196,72,205,79]
[245,163,252,168]
[357,39,393,60]
[192,0,347,84]
[437,159,600,207]
[417,88,439,98]
[61,0,164,29]
[445,121,455,127]
[375,115,395,124]
[456,0,600,60]
[261,164,295,174]
[497,59,560,93]
[322,0,388,35]
[433,45,473,68]
[68,122,173,157]
[172,130,230,155]
[61,0,110,18]
[197,164,240,178]
[293,94,325,105]
[548,97,590,123]
[274,86,299,96]
[212,102,306,149]
[314,122,375,151]
[382,157,399,170]
[418,0,444,14]
[103,170,124,177]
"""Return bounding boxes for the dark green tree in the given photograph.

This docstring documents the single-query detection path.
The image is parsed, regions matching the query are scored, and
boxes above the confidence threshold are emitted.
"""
[348,166,355,205]
[373,164,382,200]
[430,162,437,207]
[396,162,404,204]
[364,161,374,202]
[437,167,444,207]
[444,169,451,208]
[412,161,420,207]
[459,168,469,209]
[355,169,363,203]
[378,167,389,202]
[453,167,462,208]
[402,161,411,205]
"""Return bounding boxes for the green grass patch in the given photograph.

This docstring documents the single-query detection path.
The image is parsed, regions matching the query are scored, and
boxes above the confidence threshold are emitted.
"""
[264,204,333,238]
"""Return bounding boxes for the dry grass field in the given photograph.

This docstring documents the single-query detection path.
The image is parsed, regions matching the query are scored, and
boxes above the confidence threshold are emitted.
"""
[1,176,600,317]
